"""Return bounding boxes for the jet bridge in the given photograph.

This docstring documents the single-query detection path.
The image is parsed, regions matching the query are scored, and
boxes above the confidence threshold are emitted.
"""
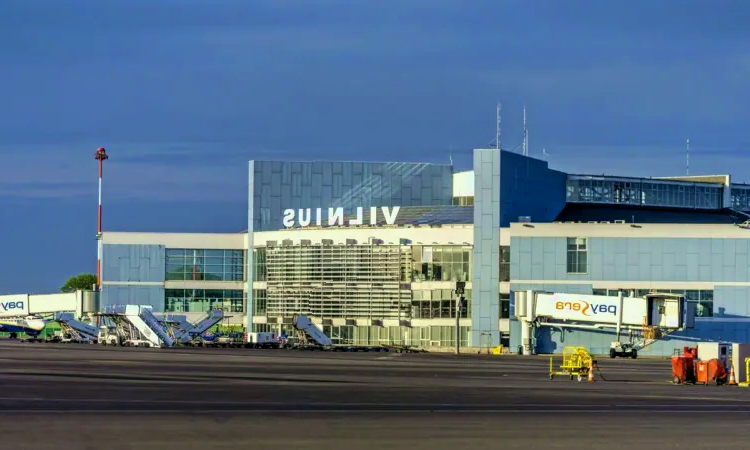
[514,290,696,357]
[54,312,98,343]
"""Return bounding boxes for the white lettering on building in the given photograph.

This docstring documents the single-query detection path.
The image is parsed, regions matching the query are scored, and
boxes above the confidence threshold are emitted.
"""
[282,206,401,228]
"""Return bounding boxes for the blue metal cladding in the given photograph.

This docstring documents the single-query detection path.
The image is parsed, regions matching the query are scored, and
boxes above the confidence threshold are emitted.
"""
[472,149,500,347]
[511,237,750,284]
[510,237,750,355]
[101,285,165,311]
[249,161,454,232]
[499,151,567,227]
[100,244,166,311]
[102,244,165,283]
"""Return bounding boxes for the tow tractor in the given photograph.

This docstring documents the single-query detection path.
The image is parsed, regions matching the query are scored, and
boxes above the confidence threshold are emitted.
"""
[514,290,696,356]
[609,342,639,359]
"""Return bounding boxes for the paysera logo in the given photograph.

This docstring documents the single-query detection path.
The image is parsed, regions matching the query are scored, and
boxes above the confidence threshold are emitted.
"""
[555,300,616,316]
[0,301,24,311]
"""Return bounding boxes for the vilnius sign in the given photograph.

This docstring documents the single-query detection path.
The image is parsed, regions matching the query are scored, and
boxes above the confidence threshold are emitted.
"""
[283,206,401,228]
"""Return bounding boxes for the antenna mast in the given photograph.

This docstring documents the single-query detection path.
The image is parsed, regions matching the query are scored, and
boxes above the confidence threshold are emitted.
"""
[496,102,502,150]
[95,147,109,290]
[686,138,690,176]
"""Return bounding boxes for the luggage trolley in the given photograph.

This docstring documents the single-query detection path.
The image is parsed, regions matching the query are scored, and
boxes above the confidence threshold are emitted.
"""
[549,346,594,382]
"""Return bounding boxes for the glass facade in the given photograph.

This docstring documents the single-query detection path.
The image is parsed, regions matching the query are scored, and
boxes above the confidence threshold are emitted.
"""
[253,323,472,347]
[263,243,410,319]
[411,289,471,319]
[253,289,267,315]
[250,161,454,232]
[566,176,723,209]
[500,246,510,282]
[452,196,474,206]
[165,289,245,313]
[253,248,267,282]
[731,186,750,211]
[166,249,244,281]
[411,245,472,282]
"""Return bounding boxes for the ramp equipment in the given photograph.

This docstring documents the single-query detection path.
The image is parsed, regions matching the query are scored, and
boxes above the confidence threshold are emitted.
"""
[293,314,333,348]
[549,346,595,382]
[126,305,174,348]
[171,309,224,344]
[289,314,387,352]
[100,305,175,348]
[54,312,98,343]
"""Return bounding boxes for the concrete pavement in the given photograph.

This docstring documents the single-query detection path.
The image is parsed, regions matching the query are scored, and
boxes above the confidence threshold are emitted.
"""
[0,340,748,449]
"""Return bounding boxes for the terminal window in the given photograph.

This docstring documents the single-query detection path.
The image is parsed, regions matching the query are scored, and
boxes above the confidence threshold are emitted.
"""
[165,289,244,313]
[165,249,245,282]
[566,238,588,274]
[499,246,510,282]
[411,245,472,282]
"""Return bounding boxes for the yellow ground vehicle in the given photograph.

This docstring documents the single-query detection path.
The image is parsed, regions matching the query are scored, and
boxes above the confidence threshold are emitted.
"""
[549,346,594,382]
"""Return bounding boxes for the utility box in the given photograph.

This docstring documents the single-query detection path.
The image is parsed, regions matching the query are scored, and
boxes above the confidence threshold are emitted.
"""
[732,344,750,384]
[697,342,731,365]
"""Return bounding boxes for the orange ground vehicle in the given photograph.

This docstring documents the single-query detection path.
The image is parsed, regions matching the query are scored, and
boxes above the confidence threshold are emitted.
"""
[695,359,727,385]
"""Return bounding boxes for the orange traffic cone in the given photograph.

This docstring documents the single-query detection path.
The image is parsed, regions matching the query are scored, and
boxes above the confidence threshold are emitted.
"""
[728,364,737,386]
[588,360,596,382]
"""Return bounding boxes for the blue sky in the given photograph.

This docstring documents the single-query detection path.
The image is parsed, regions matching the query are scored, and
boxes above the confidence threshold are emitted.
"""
[1,0,748,293]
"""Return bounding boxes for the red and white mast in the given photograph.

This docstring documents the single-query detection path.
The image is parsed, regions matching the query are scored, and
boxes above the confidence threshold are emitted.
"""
[95,147,108,290]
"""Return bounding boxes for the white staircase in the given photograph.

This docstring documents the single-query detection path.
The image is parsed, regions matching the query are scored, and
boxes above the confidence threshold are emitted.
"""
[54,312,98,341]
[293,314,332,346]
[123,305,174,347]
[173,309,224,344]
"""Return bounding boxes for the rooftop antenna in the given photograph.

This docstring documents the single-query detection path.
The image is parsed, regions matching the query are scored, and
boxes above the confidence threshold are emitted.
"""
[686,138,690,176]
[522,104,528,156]
[449,145,453,167]
[496,102,502,150]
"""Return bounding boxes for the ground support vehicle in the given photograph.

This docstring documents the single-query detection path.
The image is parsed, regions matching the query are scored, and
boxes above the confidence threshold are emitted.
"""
[54,312,98,344]
[245,332,281,349]
[549,346,594,382]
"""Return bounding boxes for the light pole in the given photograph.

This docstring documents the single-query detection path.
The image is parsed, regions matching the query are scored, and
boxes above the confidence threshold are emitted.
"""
[455,281,465,355]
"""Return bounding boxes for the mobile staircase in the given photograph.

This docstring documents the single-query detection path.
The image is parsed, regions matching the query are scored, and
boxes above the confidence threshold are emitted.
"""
[292,314,333,350]
[291,314,386,352]
[53,312,98,343]
[170,309,225,345]
[101,305,175,348]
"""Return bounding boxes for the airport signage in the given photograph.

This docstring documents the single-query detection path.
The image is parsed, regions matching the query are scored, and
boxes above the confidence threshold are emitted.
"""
[0,295,29,317]
[555,299,616,317]
[534,293,647,326]
[282,206,401,228]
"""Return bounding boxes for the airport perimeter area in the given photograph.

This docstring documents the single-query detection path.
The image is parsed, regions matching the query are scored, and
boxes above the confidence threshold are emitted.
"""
[1,341,750,449]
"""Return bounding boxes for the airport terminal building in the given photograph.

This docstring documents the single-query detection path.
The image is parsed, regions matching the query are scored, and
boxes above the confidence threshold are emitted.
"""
[100,149,750,355]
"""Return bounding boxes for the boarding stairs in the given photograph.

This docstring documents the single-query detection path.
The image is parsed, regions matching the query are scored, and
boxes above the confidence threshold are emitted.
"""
[172,309,224,344]
[54,312,98,342]
[293,314,333,347]
[106,305,174,348]
[135,306,175,347]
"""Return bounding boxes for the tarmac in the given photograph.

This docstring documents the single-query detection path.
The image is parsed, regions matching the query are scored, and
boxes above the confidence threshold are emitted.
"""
[1,340,749,449]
